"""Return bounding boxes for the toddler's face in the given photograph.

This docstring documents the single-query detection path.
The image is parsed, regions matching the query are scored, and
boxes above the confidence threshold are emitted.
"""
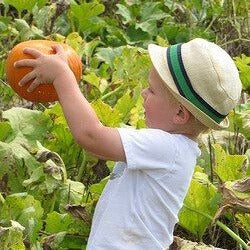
[141,68,179,131]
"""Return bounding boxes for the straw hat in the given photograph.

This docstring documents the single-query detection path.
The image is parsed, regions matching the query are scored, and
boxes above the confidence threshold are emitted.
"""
[148,38,242,130]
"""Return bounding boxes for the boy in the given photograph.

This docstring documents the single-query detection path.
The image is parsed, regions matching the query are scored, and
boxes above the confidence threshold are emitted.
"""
[14,38,242,249]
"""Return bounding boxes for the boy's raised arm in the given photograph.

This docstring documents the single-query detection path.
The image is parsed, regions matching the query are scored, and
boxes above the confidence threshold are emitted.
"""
[54,71,126,162]
[15,45,126,162]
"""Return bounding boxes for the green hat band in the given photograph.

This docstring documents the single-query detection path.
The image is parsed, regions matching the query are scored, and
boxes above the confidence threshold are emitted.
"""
[166,44,227,123]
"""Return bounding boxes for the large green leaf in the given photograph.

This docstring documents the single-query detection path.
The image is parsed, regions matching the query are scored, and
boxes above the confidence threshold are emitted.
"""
[70,2,105,34]
[0,121,13,142]
[66,32,85,58]
[96,46,124,69]
[116,4,133,24]
[0,138,41,193]
[3,107,51,144]
[56,179,85,213]
[236,214,250,233]
[129,96,146,128]
[140,2,167,22]
[45,211,90,236]
[234,55,250,93]
[114,87,141,123]
[228,103,250,140]
[14,18,44,41]
[91,100,121,127]
[44,104,81,172]
[179,169,219,239]
[0,220,25,250]
[5,0,39,12]
[42,232,87,249]
[0,193,43,245]
[112,46,150,88]
[213,144,248,182]
[89,177,109,197]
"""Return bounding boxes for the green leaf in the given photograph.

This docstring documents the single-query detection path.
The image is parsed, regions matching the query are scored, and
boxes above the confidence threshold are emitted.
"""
[70,2,105,33]
[84,39,101,59]
[0,220,25,250]
[14,19,44,40]
[213,144,248,182]
[115,87,141,123]
[236,213,250,233]
[0,121,13,142]
[112,46,150,88]
[83,72,100,89]
[42,232,87,249]
[5,0,38,12]
[89,177,109,196]
[44,103,67,126]
[45,211,90,235]
[179,170,219,239]
[228,103,250,140]
[3,107,51,144]
[224,179,250,200]
[0,139,41,193]
[140,2,168,21]
[0,193,43,245]
[126,25,150,43]
[96,47,123,69]
[32,4,55,31]
[66,32,85,58]
[135,19,157,35]
[56,179,85,213]
[114,91,134,122]
[91,100,121,127]
[234,55,250,93]
[116,4,133,24]
[129,96,146,128]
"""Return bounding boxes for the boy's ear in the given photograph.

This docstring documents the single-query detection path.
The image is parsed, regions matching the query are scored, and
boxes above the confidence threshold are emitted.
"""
[173,104,191,124]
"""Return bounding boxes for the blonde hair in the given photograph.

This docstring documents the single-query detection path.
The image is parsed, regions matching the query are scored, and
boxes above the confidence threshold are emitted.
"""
[191,115,210,134]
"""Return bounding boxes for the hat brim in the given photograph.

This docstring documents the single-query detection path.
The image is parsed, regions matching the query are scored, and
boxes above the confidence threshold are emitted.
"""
[148,44,229,130]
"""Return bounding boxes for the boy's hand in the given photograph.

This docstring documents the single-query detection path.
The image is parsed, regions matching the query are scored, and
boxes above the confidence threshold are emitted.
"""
[14,45,71,92]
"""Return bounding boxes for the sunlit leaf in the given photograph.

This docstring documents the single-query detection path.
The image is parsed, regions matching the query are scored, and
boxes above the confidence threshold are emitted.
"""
[179,170,219,239]
[91,100,121,127]
[234,55,250,93]
[213,144,248,182]
[0,121,13,142]
[0,193,43,244]
[0,220,25,250]
[5,0,38,12]
[70,2,105,33]
[3,107,51,144]
[45,211,90,236]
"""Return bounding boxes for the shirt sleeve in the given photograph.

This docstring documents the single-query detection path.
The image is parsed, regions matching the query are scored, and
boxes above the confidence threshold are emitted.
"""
[117,128,177,173]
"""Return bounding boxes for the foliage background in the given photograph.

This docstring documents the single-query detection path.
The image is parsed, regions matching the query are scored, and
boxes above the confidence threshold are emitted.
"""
[0,0,249,249]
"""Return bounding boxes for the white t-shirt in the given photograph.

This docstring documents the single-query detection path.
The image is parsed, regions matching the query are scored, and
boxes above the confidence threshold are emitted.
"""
[87,128,200,250]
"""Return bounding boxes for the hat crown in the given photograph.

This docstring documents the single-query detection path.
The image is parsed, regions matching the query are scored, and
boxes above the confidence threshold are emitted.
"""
[182,38,242,115]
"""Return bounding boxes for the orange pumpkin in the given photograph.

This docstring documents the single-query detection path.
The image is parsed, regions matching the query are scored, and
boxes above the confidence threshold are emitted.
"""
[5,40,83,102]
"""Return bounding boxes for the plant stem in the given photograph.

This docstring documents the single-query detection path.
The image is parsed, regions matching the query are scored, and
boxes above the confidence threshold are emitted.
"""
[50,191,57,213]
[101,84,123,101]
[220,38,250,47]
[183,204,249,250]
[76,150,86,182]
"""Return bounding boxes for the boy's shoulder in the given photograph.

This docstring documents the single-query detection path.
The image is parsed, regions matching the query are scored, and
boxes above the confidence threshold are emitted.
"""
[118,127,200,169]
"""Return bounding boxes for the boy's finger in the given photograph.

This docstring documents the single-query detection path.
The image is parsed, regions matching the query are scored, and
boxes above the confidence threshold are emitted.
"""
[23,48,42,58]
[19,71,36,86]
[27,79,41,92]
[52,44,64,55]
[14,59,37,68]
